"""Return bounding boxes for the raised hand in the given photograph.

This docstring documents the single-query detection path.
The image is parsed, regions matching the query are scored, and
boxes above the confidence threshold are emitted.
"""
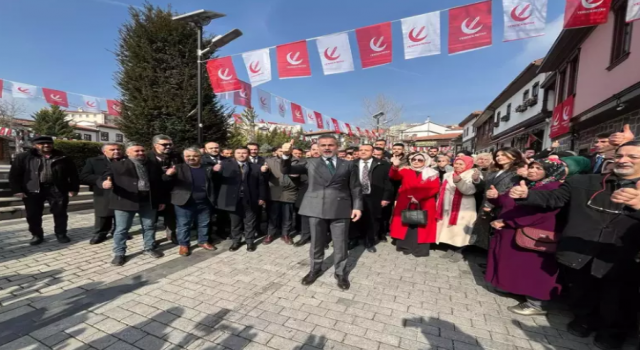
[452,172,462,183]
[486,185,498,199]
[611,181,640,210]
[391,155,401,167]
[509,180,529,199]
[261,164,269,173]
[610,124,635,146]
[282,139,295,155]
[102,177,113,190]
[213,163,222,172]
[165,166,177,176]
[472,168,480,181]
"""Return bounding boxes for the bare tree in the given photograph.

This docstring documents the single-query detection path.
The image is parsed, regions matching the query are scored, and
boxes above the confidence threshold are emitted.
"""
[359,94,404,134]
[0,99,26,128]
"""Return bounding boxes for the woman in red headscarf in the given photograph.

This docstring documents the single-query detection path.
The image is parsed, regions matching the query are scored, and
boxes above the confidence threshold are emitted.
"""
[436,156,479,262]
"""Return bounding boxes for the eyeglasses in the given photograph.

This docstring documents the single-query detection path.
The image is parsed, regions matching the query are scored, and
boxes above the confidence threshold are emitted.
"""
[586,174,623,214]
[159,143,173,147]
[411,159,425,163]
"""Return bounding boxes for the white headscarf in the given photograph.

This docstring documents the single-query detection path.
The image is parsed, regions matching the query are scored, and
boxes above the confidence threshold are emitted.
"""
[407,152,438,181]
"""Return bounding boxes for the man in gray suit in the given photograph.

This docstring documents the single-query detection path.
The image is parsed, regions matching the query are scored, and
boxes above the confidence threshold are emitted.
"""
[281,135,362,290]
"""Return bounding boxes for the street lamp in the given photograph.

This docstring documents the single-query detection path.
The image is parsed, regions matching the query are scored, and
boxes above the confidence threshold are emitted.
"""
[172,10,243,144]
[371,111,385,135]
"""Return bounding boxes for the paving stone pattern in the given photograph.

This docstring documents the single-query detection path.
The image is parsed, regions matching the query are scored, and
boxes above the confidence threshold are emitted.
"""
[0,211,630,349]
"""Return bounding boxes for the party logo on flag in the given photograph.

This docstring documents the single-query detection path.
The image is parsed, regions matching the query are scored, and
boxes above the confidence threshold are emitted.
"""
[275,96,288,117]
[448,1,493,54]
[628,0,640,22]
[242,48,272,87]
[11,82,36,98]
[82,95,100,112]
[356,127,363,136]
[290,103,305,124]
[107,100,122,117]
[233,114,242,124]
[206,57,242,93]
[401,12,441,59]
[330,118,341,132]
[233,81,252,108]
[316,33,355,75]
[345,123,354,136]
[503,0,548,41]
[314,112,324,130]
[564,0,612,28]
[42,88,69,108]
[356,22,393,69]
[276,41,312,79]
[257,89,272,114]
[305,109,316,125]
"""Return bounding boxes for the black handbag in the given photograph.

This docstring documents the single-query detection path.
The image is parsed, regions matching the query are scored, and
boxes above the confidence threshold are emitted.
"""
[401,202,427,226]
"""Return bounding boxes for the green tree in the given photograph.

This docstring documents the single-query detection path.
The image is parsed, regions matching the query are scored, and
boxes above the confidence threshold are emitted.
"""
[227,123,248,149]
[240,107,259,142]
[114,3,231,148]
[31,105,75,139]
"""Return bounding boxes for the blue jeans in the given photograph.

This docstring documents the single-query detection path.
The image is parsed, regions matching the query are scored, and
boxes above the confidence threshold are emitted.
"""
[175,200,212,247]
[113,201,157,256]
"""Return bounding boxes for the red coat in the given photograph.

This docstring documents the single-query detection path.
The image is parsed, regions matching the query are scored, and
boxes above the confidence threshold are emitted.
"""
[389,167,440,243]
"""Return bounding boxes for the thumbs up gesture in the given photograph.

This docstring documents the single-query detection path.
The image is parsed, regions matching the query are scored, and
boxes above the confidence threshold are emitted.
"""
[472,168,481,181]
[165,166,177,176]
[486,185,499,199]
[261,164,269,173]
[213,163,222,172]
[452,172,462,183]
[509,180,529,199]
[282,139,294,155]
[611,181,640,210]
[610,124,635,146]
[103,177,113,190]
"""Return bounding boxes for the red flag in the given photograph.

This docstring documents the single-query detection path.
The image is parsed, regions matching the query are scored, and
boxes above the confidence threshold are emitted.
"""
[355,22,393,68]
[365,129,372,138]
[276,40,312,78]
[206,57,242,93]
[314,111,324,130]
[331,118,341,132]
[356,127,363,136]
[345,123,354,136]
[0,79,3,99]
[448,1,493,54]
[525,134,537,148]
[42,88,69,108]
[233,114,242,124]
[291,103,305,124]
[107,100,122,117]
[564,0,612,28]
[549,98,574,139]
[233,81,252,108]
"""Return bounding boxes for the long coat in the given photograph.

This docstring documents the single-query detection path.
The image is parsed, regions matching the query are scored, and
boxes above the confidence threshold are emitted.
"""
[436,170,478,247]
[485,182,562,300]
[265,157,298,203]
[389,167,440,244]
[102,159,167,211]
[80,155,116,217]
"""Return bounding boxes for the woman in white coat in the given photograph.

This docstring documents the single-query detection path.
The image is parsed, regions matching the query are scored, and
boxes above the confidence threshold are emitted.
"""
[436,156,479,262]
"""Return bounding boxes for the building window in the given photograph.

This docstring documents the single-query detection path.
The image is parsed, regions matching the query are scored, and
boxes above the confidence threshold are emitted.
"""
[506,103,511,116]
[73,133,81,140]
[567,57,579,97]
[84,134,92,141]
[100,132,109,141]
[532,82,540,98]
[116,134,124,142]
[610,3,632,67]
[557,68,567,104]
[495,112,501,126]
[523,89,530,102]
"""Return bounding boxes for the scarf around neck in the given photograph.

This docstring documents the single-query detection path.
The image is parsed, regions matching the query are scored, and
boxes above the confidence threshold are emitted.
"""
[129,158,150,191]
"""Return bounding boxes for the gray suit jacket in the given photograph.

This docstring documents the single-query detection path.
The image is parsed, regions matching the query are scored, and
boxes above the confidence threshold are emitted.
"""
[282,156,363,219]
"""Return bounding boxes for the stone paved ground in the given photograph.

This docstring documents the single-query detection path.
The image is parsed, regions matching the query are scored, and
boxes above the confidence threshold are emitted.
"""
[0,211,634,350]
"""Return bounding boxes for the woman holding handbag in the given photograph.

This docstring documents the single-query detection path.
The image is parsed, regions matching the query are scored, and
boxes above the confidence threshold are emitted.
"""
[435,156,479,262]
[485,158,566,316]
[389,152,440,257]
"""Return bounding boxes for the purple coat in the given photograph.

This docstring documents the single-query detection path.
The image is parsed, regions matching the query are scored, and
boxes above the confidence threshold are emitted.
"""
[485,182,562,300]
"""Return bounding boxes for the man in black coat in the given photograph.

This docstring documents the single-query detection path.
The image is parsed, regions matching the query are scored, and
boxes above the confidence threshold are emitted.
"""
[509,141,640,350]
[9,136,79,245]
[201,141,229,240]
[201,141,226,166]
[102,142,168,266]
[80,143,122,244]
[292,146,315,247]
[163,147,217,256]
[349,144,394,252]
[213,147,266,252]
[246,142,267,237]
[146,135,184,245]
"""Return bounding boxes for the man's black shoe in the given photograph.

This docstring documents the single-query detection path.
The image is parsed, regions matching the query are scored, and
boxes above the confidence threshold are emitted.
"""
[229,242,242,252]
[365,245,377,253]
[30,236,44,246]
[247,243,257,252]
[593,333,625,350]
[89,234,107,245]
[56,235,71,244]
[111,255,126,266]
[294,238,310,247]
[567,319,595,338]
[143,249,163,259]
[335,274,350,290]
[301,272,321,286]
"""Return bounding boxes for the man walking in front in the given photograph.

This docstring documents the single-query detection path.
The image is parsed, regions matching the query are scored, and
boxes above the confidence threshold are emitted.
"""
[281,136,362,290]
[9,136,79,245]
[102,142,167,266]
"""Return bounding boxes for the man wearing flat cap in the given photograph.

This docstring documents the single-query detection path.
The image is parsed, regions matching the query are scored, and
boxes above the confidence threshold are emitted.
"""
[9,136,79,245]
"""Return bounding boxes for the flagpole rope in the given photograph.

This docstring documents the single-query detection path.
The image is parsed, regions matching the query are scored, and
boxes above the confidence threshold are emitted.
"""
[207,0,492,62]
[1,86,103,113]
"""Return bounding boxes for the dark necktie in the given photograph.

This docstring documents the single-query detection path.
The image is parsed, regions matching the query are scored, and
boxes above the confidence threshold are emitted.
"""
[594,155,604,173]
[362,161,370,194]
[239,163,246,180]
[326,158,336,175]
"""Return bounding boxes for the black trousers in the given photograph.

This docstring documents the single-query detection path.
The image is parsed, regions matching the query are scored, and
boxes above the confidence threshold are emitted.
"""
[267,201,294,238]
[564,260,640,338]
[23,185,69,237]
[350,196,380,245]
[228,198,258,244]
[94,215,115,236]
[212,209,230,240]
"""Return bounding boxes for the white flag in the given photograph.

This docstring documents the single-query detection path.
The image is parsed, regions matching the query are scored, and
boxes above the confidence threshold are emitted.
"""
[316,32,355,75]
[304,108,316,125]
[503,0,548,42]
[11,82,36,98]
[242,48,272,87]
[257,89,272,114]
[628,0,640,23]
[82,95,101,112]
[275,95,288,118]
[401,12,441,59]
[339,121,349,134]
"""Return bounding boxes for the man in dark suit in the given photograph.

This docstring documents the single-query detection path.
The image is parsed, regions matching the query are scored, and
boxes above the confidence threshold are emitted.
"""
[374,139,392,160]
[146,135,184,245]
[590,132,614,174]
[202,141,226,166]
[164,146,217,256]
[246,142,266,166]
[293,146,316,247]
[102,142,168,266]
[201,141,229,240]
[281,136,362,290]
[246,142,267,237]
[349,144,394,253]
[213,147,266,252]
[80,143,122,244]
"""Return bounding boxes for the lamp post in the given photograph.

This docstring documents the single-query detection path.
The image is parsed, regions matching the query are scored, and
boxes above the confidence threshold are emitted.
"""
[172,10,242,145]
[371,111,385,136]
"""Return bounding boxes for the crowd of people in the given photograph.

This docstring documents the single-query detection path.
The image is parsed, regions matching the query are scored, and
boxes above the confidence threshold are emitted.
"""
[7,126,640,350]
